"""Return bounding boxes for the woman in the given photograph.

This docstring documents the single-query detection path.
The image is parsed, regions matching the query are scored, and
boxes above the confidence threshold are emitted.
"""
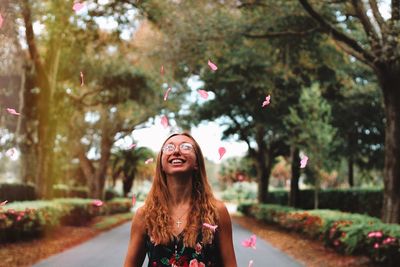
[124,133,237,267]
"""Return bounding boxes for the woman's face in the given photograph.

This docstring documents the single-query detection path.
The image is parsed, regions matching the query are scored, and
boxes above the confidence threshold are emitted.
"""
[161,135,198,176]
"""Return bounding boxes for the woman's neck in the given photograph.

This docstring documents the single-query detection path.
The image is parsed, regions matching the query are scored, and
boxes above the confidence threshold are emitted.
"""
[167,174,192,206]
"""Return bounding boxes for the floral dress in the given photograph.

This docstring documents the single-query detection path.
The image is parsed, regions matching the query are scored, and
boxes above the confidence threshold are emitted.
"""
[145,229,222,267]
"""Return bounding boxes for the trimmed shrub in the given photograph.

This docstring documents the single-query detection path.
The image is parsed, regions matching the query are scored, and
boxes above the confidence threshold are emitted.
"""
[238,203,400,267]
[266,188,383,218]
[0,198,132,243]
[0,183,36,201]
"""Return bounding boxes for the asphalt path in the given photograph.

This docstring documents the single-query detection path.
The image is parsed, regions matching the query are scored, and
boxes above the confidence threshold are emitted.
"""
[33,218,303,267]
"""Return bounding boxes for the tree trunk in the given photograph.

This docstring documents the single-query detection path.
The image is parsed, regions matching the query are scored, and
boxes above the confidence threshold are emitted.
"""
[289,146,300,207]
[17,65,38,184]
[256,148,273,204]
[378,68,400,223]
[348,152,354,187]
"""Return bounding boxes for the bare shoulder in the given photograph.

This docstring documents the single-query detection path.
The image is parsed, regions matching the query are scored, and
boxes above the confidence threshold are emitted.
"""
[214,200,231,224]
[131,206,146,232]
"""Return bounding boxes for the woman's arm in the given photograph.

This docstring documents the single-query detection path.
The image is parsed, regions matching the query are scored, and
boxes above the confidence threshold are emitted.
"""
[216,200,238,267]
[124,206,147,267]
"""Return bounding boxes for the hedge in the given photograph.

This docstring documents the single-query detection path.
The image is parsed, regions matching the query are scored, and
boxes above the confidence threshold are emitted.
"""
[0,198,132,243]
[238,203,400,266]
[0,183,36,202]
[266,188,383,218]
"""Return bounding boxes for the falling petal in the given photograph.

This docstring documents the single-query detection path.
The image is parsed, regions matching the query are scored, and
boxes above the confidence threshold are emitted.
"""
[163,87,172,101]
[218,147,226,160]
[5,148,16,158]
[208,59,218,71]
[80,71,84,86]
[160,65,164,76]
[132,194,136,207]
[300,155,308,168]
[248,260,254,267]
[6,108,20,116]
[0,14,3,29]
[198,90,209,99]
[203,223,218,232]
[91,199,103,207]
[262,95,271,108]
[145,158,154,164]
[241,234,257,249]
[127,143,137,150]
[73,2,85,12]
[0,200,8,206]
[161,115,169,128]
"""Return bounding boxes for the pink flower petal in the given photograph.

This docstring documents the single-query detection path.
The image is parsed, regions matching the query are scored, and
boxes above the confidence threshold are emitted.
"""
[198,90,209,99]
[248,260,254,267]
[160,65,164,76]
[73,2,85,12]
[163,87,172,101]
[5,148,16,157]
[262,95,271,108]
[161,115,169,128]
[203,223,218,232]
[132,194,136,207]
[80,71,84,86]
[6,108,20,116]
[242,234,257,249]
[0,14,4,29]
[208,59,218,71]
[300,155,308,168]
[145,158,154,164]
[91,199,103,207]
[218,147,226,160]
[127,143,137,150]
[0,200,8,206]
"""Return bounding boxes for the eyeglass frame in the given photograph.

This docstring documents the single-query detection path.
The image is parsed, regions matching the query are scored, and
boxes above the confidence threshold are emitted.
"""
[162,142,195,155]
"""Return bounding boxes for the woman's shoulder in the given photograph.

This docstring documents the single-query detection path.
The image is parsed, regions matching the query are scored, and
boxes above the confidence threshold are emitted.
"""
[214,200,231,224]
[131,205,147,233]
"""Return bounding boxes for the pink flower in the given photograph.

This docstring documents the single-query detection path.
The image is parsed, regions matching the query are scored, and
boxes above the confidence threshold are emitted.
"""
[383,237,396,245]
[368,231,383,238]
[374,242,380,249]
[195,242,202,254]
[91,199,103,207]
[333,240,340,246]
[189,259,205,267]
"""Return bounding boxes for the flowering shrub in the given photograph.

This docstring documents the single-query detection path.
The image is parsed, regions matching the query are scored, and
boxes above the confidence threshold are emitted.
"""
[238,203,400,266]
[0,198,132,243]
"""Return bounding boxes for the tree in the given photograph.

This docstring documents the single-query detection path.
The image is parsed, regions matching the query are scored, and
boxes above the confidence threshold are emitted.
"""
[295,0,400,223]
[285,83,337,208]
[111,146,155,197]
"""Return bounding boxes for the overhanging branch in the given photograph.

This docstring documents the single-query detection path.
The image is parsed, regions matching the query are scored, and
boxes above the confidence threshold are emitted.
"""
[298,0,376,64]
[243,27,320,38]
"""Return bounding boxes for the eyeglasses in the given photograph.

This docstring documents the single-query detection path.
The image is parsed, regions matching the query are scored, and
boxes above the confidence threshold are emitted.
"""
[162,142,194,155]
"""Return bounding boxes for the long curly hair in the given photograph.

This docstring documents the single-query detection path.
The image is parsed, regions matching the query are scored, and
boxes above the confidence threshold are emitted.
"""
[143,133,219,248]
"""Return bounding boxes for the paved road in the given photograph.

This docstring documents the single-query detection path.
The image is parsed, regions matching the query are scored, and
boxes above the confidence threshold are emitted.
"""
[33,219,303,267]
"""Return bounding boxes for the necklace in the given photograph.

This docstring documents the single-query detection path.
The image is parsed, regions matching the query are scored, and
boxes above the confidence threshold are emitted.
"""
[174,206,190,228]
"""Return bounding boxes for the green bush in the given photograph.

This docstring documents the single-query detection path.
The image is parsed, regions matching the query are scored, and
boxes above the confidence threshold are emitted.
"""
[0,183,36,201]
[52,185,89,199]
[0,198,132,243]
[238,203,400,266]
[266,188,383,218]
